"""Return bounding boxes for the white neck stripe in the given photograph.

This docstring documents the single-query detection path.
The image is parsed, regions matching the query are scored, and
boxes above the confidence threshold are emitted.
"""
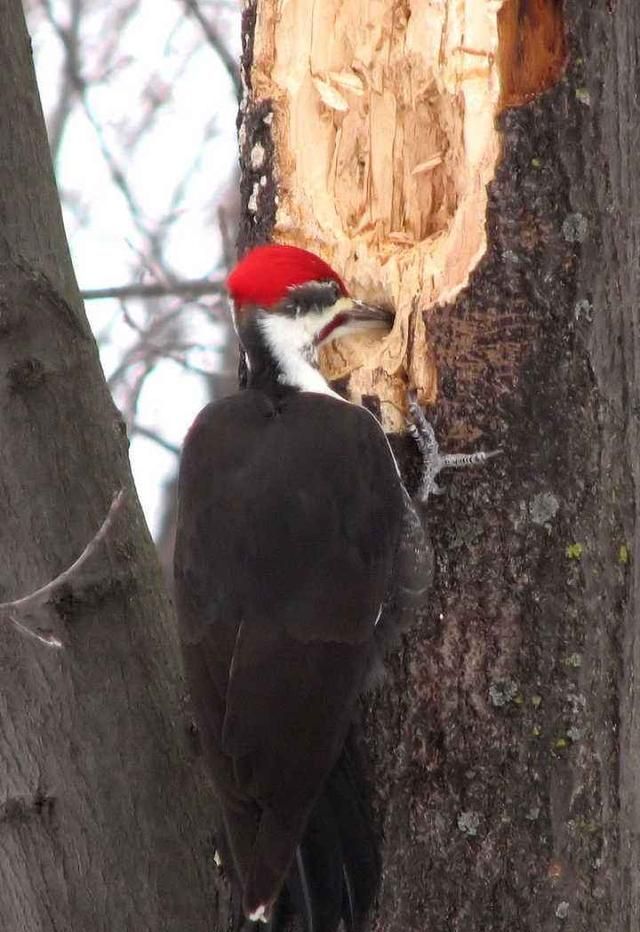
[258,315,342,398]
[258,314,402,479]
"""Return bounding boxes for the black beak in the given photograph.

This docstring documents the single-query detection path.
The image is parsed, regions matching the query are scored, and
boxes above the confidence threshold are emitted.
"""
[314,300,394,347]
[344,300,395,329]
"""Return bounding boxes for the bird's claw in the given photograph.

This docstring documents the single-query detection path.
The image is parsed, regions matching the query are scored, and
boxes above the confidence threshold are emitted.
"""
[406,390,500,504]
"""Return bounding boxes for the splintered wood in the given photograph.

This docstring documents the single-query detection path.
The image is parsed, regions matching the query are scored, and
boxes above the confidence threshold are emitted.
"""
[248,0,565,428]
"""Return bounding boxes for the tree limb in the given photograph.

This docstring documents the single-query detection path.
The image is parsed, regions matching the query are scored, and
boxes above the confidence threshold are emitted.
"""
[182,0,242,101]
[82,279,225,301]
[0,490,126,649]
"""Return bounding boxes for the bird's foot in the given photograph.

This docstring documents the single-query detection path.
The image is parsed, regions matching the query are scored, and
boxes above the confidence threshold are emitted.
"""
[406,390,501,504]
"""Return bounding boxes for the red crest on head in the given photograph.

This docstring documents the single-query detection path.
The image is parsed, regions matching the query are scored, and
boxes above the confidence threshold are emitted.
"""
[226,244,347,310]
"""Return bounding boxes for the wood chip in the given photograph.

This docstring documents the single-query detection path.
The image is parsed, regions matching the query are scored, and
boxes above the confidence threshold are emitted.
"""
[412,154,444,175]
[312,77,349,112]
[327,71,365,95]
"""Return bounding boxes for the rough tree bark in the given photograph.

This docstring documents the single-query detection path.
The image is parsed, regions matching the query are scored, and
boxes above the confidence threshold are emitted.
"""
[0,2,220,929]
[237,2,640,931]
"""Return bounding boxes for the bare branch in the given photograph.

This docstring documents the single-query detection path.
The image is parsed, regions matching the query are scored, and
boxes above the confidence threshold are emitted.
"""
[115,359,155,426]
[218,205,235,274]
[82,278,225,301]
[182,0,242,100]
[0,490,126,649]
[133,425,181,457]
[43,0,83,164]
[4,615,63,650]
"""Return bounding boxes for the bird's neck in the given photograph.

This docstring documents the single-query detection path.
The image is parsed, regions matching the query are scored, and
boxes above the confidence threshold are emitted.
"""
[243,316,339,398]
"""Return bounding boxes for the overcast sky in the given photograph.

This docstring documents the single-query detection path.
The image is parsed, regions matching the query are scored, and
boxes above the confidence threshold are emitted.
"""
[29,0,241,533]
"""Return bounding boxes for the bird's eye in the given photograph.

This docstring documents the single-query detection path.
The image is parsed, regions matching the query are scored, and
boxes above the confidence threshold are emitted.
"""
[327,281,340,302]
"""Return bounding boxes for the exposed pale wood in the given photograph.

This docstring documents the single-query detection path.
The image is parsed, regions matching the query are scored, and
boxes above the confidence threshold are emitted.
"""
[247,0,566,427]
[251,0,501,424]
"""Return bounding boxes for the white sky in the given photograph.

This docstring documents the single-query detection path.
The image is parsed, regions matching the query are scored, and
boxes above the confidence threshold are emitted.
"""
[29,0,242,533]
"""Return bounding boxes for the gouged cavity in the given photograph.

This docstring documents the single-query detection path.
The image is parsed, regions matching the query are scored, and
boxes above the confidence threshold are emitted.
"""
[498,0,567,109]
[250,0,566,428]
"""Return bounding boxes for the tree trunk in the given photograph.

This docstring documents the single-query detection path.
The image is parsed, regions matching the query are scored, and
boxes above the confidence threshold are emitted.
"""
[0,3,220,928]
[238,1,640,931]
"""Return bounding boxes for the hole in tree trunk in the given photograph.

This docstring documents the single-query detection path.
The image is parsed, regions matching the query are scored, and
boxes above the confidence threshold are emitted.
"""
[498,0,567,109]
[248,0,566,427]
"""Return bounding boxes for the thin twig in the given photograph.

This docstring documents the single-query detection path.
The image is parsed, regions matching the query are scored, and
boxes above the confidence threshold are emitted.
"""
[82,279,225,301]
[182,0,242,100]
[0,490,126,649]
[5,615,63,650]
[133,425,181,457]
[43,0,83,164]
[218,205,235,274]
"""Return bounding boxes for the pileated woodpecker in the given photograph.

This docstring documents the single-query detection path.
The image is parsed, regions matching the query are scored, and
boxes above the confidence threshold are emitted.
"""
[174,244,493,930]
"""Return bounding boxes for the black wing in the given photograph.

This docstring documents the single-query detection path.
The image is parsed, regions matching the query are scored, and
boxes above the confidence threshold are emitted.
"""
[174,388,403,915]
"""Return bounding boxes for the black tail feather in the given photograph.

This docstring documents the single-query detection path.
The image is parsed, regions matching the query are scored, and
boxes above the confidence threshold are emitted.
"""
[289,793,345,932]
[323,752,380,930]
[294,847,316,932]
[263,892,290,932]
[267,740,380,932]
[340,863,357,932]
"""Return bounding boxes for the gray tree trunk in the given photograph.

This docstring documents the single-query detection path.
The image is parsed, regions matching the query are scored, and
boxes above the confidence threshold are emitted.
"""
[0,2,220,928]
[236,2,640,931]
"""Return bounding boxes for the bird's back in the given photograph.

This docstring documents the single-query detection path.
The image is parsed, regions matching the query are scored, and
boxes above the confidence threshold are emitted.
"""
[174,387,403,925]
